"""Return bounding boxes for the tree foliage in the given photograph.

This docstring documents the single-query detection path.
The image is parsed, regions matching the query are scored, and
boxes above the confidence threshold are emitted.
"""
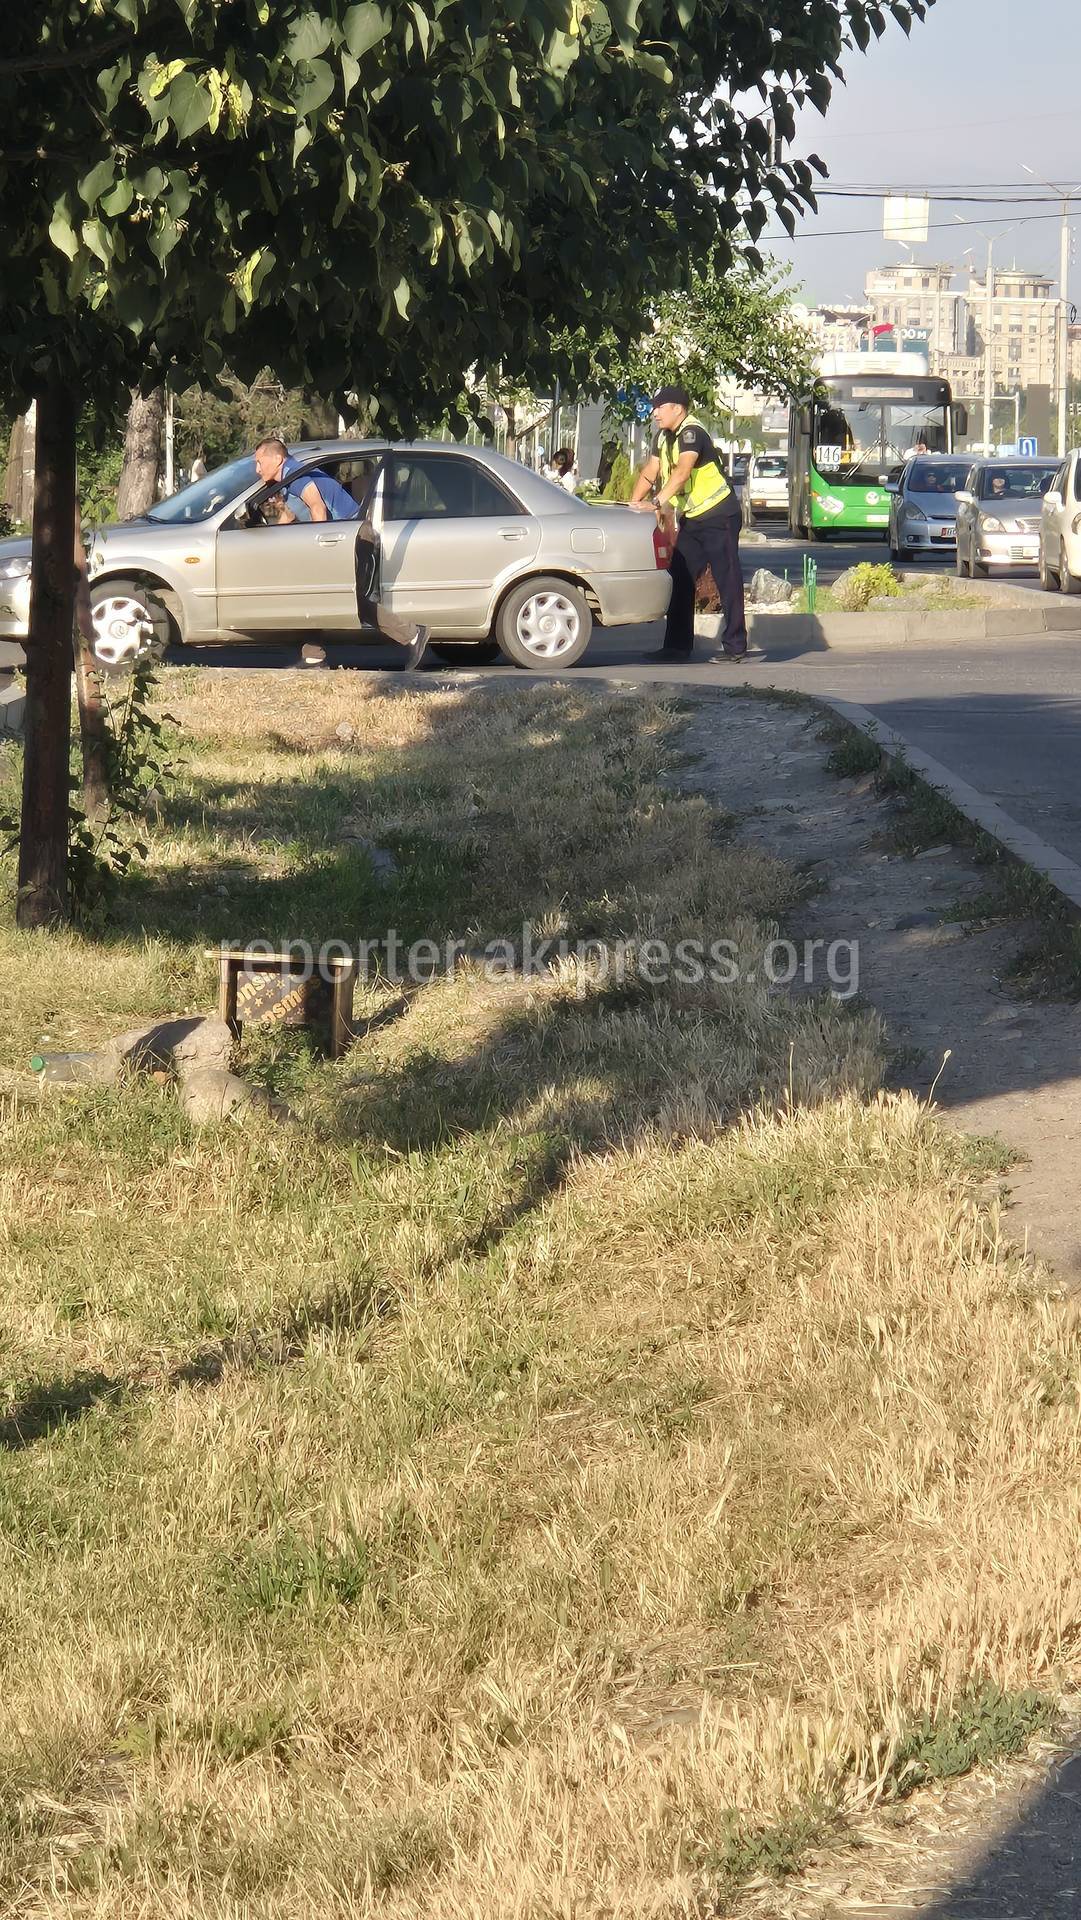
[1,0,933,424]
[597,262,817,421]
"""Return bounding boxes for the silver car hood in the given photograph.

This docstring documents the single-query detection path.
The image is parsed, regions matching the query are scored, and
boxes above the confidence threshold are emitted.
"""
[0,535,32,562]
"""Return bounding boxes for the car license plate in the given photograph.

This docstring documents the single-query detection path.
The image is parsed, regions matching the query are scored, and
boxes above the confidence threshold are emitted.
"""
[1010,545,1029,560]
[936,525,954,539]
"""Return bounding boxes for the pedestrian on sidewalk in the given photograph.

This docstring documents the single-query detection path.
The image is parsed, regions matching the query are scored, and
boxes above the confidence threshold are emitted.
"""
[629,385,760,664]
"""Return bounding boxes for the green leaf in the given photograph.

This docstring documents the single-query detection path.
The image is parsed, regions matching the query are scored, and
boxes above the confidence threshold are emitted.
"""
[341,49,361,99]
[48,205,80,262]
[165,72,214,140]
[343,2,390,57]
[146,58,186,100]
[393,276,412,317]
[78,159,115,210]
[295,58,336,118]
[100,179,135,217]
[147,215,180,264]
[286,10,334,61]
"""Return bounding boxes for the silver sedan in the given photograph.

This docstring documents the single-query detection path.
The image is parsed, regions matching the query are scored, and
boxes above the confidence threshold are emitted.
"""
[0,440,671,671]
[954,458,1060,576]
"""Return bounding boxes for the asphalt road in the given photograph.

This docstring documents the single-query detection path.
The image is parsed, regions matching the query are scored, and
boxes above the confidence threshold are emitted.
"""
[46,518,1071,871]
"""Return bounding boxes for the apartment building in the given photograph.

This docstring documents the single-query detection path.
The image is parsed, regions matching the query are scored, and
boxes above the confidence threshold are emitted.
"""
[864,262,966,365]
[790,301,872,357]
[864,260,1064,398]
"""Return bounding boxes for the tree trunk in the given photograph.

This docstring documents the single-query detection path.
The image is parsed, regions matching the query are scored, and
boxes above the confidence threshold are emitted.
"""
[17,381,77,929]
[115,386,164,521]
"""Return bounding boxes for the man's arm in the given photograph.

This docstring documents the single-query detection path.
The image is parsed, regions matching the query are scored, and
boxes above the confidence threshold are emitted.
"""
[652,450,697,510]
[628,454,660,508]
[300,479,329,522]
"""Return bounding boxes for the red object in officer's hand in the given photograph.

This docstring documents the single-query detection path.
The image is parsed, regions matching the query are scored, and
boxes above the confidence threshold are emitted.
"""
[652,522,673,569]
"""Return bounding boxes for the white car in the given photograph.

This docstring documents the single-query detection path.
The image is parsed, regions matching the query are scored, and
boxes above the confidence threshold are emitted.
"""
[1038,449,1081,595]
[744,452,788,518]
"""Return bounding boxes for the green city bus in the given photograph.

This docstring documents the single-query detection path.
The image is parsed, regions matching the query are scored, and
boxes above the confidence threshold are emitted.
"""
[788,360,966,539]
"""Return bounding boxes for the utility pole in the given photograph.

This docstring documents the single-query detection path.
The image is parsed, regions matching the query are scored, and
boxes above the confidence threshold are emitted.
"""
[1058,192,1070,458]
[983,239,994,456]
[1020,167,1079,458]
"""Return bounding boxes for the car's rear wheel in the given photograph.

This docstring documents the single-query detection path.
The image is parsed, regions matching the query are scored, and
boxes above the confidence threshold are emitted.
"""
[494,576,592,669]
[90,579,174,674]
[1061,543,1081,595]
[430,640,501,666]
[955,540,967,576]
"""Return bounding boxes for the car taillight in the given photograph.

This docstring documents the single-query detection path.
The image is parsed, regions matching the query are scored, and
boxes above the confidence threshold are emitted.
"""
[652,525,671,569]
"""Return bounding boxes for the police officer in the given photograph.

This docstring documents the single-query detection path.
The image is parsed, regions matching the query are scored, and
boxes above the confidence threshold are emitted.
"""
[630,385,758,664]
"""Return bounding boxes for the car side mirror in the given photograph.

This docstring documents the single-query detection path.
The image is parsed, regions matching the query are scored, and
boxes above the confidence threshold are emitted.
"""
[1045,490,1063,508]
[884,480,899,493]
[952,402,969,438]
[956,490,974,505]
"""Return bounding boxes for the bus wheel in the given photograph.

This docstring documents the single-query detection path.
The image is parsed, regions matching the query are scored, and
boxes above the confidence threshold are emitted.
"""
[807,523,825,543]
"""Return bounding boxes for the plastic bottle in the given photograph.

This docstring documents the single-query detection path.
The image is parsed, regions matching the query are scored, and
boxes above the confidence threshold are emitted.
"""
[29,1052,110,1085]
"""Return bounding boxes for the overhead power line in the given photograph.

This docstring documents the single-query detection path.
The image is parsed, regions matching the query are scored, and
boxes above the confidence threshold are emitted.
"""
[766,208,1076,242]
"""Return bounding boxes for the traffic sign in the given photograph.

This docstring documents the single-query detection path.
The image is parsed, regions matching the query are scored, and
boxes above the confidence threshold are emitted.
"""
[1019,434,1038,456]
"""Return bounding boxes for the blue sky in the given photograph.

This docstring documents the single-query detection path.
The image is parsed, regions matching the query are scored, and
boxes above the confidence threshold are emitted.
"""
[766,0,1081,303]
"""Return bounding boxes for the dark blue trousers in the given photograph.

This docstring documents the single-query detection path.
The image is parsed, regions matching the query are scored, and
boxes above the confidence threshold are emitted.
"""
[663,509,748,656]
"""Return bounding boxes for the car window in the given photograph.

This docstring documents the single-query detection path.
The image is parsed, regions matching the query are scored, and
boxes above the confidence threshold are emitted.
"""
[274,454,379,522]
[908,460,969,493]
[978,465,1058,500]
[753,455,787,477]
[383,455,521,520]
[1074,460,1081,503]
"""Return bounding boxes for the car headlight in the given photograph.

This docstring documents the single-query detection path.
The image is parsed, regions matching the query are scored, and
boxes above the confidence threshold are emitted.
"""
[902,506,927,523]
[980,516,1004,533]
[0,557,30,581]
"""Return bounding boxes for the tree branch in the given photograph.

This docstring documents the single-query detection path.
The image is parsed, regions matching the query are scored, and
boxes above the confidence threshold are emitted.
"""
[0,29,134,77]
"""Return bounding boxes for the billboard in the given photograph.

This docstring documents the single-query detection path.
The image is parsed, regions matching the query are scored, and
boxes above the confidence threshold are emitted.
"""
[883,194,930,244]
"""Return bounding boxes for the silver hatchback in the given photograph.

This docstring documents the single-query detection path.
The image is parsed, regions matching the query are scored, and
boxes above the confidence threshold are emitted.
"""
[887,453,970,557]
[0,440,671,671]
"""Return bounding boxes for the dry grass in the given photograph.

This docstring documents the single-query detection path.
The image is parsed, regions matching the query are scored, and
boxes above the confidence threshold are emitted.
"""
[0,671,1071,1917]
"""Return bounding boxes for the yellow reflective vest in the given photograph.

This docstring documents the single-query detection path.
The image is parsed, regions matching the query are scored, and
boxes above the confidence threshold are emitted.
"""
[656,416,733,519]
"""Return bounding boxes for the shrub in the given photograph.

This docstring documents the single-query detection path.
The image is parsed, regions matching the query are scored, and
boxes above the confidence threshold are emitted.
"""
[601,449,633,501]
[832,562,902,611]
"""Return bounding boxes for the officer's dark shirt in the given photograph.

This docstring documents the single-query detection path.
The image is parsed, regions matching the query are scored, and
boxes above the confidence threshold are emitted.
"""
[653,421,740,521]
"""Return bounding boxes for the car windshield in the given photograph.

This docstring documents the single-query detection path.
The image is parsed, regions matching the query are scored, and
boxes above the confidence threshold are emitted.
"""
[908,460,969,494]
[978,464,1059,500]
[146,455,256,523]
[755,456,787,477]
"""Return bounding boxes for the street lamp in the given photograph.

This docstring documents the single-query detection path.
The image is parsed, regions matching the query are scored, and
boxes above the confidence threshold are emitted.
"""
[1019,164,1081,458]
[959,217,1021,455]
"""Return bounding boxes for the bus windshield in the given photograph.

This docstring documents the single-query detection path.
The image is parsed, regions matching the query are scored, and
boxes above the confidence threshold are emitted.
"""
[813,392,948,484]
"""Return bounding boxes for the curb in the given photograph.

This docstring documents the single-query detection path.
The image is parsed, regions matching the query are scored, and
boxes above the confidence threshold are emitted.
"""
[812,694,1081,919]
[738,604,1081,646]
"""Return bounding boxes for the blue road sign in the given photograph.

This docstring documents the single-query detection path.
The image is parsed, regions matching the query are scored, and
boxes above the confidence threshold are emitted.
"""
[1019,435,1038,456]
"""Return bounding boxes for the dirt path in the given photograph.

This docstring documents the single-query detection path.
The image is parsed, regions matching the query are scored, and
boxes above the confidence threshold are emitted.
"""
[667,685,1081,1286]
[662,683,1081,1920]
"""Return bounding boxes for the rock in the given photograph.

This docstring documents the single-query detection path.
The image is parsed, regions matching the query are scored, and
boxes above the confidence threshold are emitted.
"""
[916,845,953,859]
[748,568,794,607]
[893,911,940,931]
[335,721,355,744]
[111,1015,233,1076]
[830,567,865,610]
[179,1067,278,1124]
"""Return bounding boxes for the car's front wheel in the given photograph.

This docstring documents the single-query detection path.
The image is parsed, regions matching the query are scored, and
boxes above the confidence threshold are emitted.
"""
[90,579,174,673]
[1038,541,1058,591]
[1061,543,1081,596]
[494,576,592,669]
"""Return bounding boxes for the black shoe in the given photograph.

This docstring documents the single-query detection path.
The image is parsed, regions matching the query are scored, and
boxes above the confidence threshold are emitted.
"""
[640,646,693,663]
[399,624,430,671]
[710,646,765,664]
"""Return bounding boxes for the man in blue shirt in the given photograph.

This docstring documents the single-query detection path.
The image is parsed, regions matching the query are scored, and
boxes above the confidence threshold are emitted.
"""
[253,437,360,523]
